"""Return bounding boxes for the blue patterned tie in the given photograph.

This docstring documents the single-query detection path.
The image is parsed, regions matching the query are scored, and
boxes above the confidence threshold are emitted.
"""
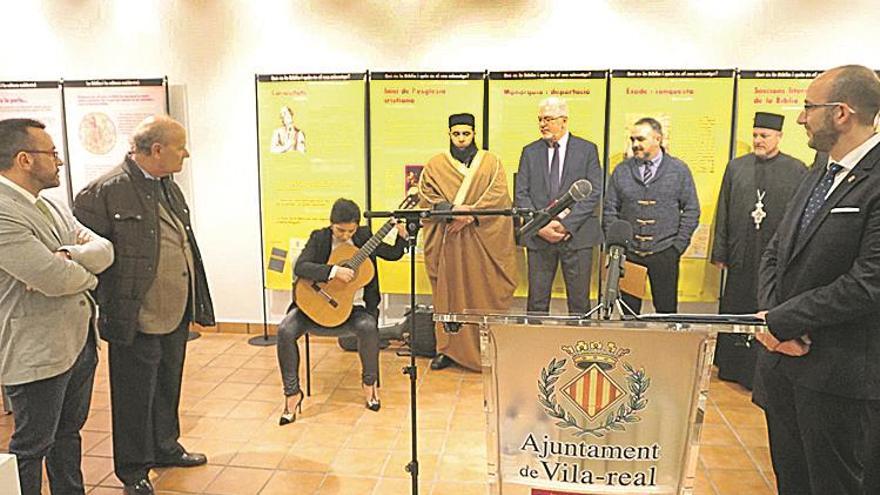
[798,163,843,234]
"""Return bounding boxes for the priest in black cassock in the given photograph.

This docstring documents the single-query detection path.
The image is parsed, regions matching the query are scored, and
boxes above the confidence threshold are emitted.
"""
[711,112,807,389]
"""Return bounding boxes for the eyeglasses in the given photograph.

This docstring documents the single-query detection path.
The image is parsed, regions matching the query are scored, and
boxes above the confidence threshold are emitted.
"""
[538,115,565,124]
[19,149,61,160]
[803,101,856,114]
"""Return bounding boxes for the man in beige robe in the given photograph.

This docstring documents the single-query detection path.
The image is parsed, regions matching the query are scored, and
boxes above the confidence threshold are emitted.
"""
[419,113,517,371]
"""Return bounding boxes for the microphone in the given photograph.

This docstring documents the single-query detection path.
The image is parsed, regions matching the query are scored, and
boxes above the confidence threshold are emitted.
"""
[601,220,633,320]
[518,179,592,239]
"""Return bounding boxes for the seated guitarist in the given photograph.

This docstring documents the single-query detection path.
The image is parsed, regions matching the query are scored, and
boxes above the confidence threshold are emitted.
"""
[276,198,407,425]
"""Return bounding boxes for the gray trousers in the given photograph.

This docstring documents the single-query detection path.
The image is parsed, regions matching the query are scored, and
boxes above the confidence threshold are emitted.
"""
[276,307,379,397]
[5,335,97,495]
[526,245,594,314]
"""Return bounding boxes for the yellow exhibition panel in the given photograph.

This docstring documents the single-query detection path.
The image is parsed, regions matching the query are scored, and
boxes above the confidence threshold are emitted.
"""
[257,74,367,290]
[735,71,818,165]
[487,72,608,298]
[251,69,823,306]
[608,70,735,303]
[369,73,485,295]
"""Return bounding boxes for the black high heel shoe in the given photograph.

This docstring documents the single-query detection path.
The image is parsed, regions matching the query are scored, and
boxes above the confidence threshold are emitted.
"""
[364,384,381,412]
[279,390,304,426]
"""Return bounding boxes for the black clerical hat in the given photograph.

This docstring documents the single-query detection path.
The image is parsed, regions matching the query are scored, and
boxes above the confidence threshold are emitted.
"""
[448,113,475,128]
[754,112,784,131]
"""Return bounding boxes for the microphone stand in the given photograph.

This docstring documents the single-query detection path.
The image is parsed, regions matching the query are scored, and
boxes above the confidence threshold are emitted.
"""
[584,294,638,320]
[364,206,534,495]
[584,249,638,321]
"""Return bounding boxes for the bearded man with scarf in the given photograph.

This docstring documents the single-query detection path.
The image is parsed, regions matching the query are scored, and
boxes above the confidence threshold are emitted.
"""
[418,113,517,371]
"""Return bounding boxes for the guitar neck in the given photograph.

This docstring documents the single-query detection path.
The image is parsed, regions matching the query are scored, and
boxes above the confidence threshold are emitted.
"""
[348,220,396,269]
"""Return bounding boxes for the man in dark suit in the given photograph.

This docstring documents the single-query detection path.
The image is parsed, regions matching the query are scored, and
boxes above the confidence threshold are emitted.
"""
[753,65,880,495]
[276,198,406,420]
[514,97,603,314]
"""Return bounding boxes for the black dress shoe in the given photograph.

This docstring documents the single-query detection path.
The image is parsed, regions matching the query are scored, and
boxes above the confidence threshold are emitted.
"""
[123,478,154,495]
[430,353,454,370]
[154,451,208,468]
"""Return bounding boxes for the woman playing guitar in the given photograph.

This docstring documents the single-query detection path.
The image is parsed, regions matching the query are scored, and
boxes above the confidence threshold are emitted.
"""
[275,198,408,425]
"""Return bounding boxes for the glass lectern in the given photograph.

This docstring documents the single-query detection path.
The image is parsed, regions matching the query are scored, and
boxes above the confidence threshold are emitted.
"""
[435,312,762,495]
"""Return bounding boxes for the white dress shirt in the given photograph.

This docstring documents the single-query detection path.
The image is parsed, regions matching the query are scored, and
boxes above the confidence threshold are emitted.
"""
[827,132,880,198]
[546,131,570,184]
[0,174,62,228]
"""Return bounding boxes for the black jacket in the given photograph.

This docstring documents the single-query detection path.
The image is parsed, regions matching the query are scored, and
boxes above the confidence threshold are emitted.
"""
[73,156,215,345]
[756,143,880,401]
[292,225,406,317]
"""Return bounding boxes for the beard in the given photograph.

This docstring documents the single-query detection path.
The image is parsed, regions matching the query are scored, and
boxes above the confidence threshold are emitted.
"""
[450,142,478,166]
[755,147,777,160]
[808,111,840,152]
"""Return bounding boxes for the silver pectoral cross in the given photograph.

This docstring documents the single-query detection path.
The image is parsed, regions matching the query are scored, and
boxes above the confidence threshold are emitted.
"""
[751,189,767,230]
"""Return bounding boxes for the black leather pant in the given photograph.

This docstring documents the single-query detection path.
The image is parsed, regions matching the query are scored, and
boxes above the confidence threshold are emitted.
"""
[276,307,379,396]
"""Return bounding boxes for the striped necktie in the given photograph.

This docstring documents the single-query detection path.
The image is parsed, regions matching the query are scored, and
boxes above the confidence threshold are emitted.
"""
[642,161,654,183]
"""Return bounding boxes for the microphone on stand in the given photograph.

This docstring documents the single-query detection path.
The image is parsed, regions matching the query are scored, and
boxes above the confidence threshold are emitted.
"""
[517,179,592,239]
[602,220,633,320]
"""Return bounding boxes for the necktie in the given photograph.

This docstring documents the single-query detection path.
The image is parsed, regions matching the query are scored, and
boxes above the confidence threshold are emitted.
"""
[798,163,843,233]
[158,178,176,215]
[34,198,60,236]
[549,141,561,199]
[642,162,654,183]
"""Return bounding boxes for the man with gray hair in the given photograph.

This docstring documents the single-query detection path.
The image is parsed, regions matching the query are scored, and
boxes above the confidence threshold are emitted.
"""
[74,115,215,495]
[515,97,603,314]
[753,65,880,494]
[0,118,113,495]
[712,112,806,390]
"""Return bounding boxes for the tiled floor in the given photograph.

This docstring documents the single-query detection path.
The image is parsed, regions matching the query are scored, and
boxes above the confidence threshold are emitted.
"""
[1,333,777,494]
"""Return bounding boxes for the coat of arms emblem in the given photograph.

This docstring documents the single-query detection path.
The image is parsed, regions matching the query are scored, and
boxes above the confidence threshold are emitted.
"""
[539,340,650,437]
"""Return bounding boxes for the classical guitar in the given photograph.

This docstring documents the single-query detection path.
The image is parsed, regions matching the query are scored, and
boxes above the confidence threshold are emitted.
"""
[294,192,419,327]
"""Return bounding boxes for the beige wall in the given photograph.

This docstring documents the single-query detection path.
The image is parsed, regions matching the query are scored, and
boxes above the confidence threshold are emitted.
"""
[1,0,876,323]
